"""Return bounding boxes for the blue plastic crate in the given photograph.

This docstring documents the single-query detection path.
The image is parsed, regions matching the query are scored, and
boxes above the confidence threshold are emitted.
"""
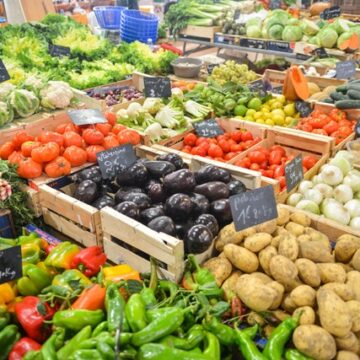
[94,6,126,29]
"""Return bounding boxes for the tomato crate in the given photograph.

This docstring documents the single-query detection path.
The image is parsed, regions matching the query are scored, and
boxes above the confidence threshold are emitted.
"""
[101,145,261,282]
[227,128,333,203]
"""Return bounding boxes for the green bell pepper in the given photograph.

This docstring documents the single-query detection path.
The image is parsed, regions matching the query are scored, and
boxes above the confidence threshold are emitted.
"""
[17,263,53,296]
[52,269,92,291]
[0,325,20,360]
[53,309,104,331]
[69,349,103,360]
[159,324,204,350]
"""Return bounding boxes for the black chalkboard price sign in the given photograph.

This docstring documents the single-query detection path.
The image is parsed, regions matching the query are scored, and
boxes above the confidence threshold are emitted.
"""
[295,101,312,118]
[233,9,241,20]
[68,109,108,126]
[336,61,356,80]
[0,60,10,83]
[285,154,304,192]
[207,63,218,74]
[312,47,329,59]
[248,79,266,92]
[320,6,341,20]
[144,77,172,98]
[193,119,224,138]
[229,185,278,231]
[272,86,283,94]
[296,53,312,61]
[0,246,22,285]
[49,44,71,58]
[96,144,137,179]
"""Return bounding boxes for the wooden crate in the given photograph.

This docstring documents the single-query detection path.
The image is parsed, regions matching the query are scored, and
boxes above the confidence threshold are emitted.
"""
[179,26,222,42]
[101,145,261,282]
[301,64,360,80]
[228,128,333,203]
[294,42,355,60]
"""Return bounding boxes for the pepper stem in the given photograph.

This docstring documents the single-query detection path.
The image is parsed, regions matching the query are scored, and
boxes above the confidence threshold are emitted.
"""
[188,254,201,272]
[149,257,158,290]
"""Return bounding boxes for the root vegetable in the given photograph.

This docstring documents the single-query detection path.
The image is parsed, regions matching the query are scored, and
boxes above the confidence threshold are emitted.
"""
[295,258,321,288]
[322,283,354,301]
[244,233,272,252]
[336,351,359,360]
[351,249,360,271]
[270,255,301,291]
[290,285,316,307]
[335,332,359,353]
[293,306,316,325]
[221,271,242,300]
[282,294,297,313]
[259,245,278,276]
[289,212,311,227]
[335,235,360,263]
[278,233,299,261]
[202,256,232,287]
[267,281,285,310]
[285,222,305,236]
[277,207,290,226]
[317,263,347,284]
[223,244,259,273]
[346,300,360,332]
[299,241,334,263]
[347,271,360,301]
[215,223,245,251]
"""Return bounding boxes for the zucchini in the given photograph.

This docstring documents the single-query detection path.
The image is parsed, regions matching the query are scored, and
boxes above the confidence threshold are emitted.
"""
[336,85,348,93]
[347,90,360,100]
[348,79,360,84]
[336,84,360,93]
[330,92,347,101]
[323,98,334,104]
[334,99,360,109]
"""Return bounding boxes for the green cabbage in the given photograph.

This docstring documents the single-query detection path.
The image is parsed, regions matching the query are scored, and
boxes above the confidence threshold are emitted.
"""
[330,19,351,35]
[246,25,262,38]
[308,36,321,46]
[301,19,319,36]
[261,27,269,39]
[246,17,262,29]
[0,101,14,126]
[9,89,39,118]
[282,26,303,42]
[269,24,284,40]
[319,28,338,48]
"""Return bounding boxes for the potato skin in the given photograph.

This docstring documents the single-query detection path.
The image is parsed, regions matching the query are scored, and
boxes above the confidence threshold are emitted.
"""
[335,235,360,263]
[295,258,321,288]
[249,272,273,284]
[253,219,277,234]
[317,288,352,338]
[221,271,242,300]
[290,285,316,307]
[317,263,347,284]
[322,283,354,302]
[281,294,297,313]
[223,244,259,273]
[293,306,315,325]
[351,249,360,272]
[278,233,299,261]
[304,227,331,248]
[285,222,305,236]
[347,271,360,301]
[244,233,272,253]
[299,241,334,263]
[336,350,359,360]
[277,206,290,226]
[293,325,336,360]
[335,332,359,353]
[346,300,360,333]
[202,256,232,287]
[215,223,245,251]
[267,281,285,310]
[270,255,299,288]
[290,212,311,227]
[259,245,278,276]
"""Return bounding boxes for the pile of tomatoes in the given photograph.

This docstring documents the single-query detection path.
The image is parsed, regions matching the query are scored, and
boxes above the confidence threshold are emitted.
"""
[234,145,318,191]
[0,112,141,179]
[295,108,355,145]
[181,130,261,162]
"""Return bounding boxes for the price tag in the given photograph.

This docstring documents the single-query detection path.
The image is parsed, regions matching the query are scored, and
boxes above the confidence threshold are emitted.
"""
[230,185,278,232]
[68,109,107,126]
[336,61,356,80]
[144,76,172,98]
[249,79,266,92]
[355,119,360,139]
[239,38,266,50]
[0,246,22,284]
[96,144,137,179]
[296,53,312,61]
[272,86,283,94]
[320,6,341,20]
[233,9,241,20]
[0,60,10,83]
[49,44,71,57]
[269,0,281,9]
[193,119,224,138]
[207,63,218,74]
[268,41,292,53]
[285,155,304,192]
[295,101,312,117]
[312,47,329,59]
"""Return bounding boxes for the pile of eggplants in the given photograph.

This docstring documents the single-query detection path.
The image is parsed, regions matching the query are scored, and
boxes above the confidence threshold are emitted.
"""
[71,154,247,254]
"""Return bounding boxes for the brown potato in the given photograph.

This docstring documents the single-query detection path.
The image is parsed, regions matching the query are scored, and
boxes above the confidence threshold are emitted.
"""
[253,219,277,234]
[290,285,316,307]
[322,283,354,301]
[221,271,242,301]
[267,281,285,310]
[215,223,245,251]
[281,294,297,313]
[335,332,359,353]
[270,255,299,287]
[297,234,312,244]
[278,233,299,261]
[285,222,305,236]
[317,288,352,337]
[223,244,259,273]
[259,245,278,276]
[346,300,360,333]
[249,272,273,284]
[271,235,281,249]
[295,258,321,288]
[347,271,360,301]
[293,325,336,360]
[272,226,290,237]
[277,206,290,226]
[339,263,354,273]
[244,233,272,253]
[246,311,266,326]
[202,256,232,287]
[273,310,291,322]
[299,241,334,263]
[304,227,331,248]
[293,306,315,325]
[290,212,311,227]
[335,234,360,263]
[336,351,359,360]
[351,249,360,272]
[317,263,347,284]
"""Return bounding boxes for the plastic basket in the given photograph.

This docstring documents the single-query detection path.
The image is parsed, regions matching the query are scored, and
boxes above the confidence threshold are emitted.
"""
[94,6,126,29]
[120,10,158,43]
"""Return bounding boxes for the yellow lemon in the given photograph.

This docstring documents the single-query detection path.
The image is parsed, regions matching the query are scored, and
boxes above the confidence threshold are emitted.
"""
[253,111,263,120]
[276,95,286,104]
[265,119,275,126]
[272,115,285,126]
[261,105,270,112]
[284,103,296,117]
[271,101,283,110]
[285,116,293,125]
[246,109,256,117]
[256,119,265,124]
[271,109,285,119]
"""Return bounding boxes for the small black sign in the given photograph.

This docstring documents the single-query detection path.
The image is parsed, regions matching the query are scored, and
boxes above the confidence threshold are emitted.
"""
[296,53,312,61]
[312,47,329,59]
[96,144,137,179]
[355,119,360,139]
[239,38,266,50]
[295,101,312,117]
[144,77,172,98]
[320,5,341,20]
[193,119,224,138]
[68,109,107,126]
[269,0,281,9]
[207,63,218,74]
[49,44,71,58]
[230,185,278,232]
[0,246,22,284]
[249,79,266,92]
[233,9,241,20]
[285,155,304,192]
[0,60,10,83]
[272,86,283,94]
[336,61,356,80]
[268,41,292,53]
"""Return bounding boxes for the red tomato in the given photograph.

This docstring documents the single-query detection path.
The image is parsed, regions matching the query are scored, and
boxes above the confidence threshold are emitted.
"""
[0,142,15,160]
[31,142,60,163]
[257,147,270,157]
[323,120,339,135]
[338,119,353,128]
[303,155,317,170]
[8,151,25,166]
[44,156,71,178]
[105,112,116,126]
[196,137,208,146]
[63,146,88,167]
[253,136,262,144]
[112,124,127,135]
[276,176,286,189]
[82,128,105,145]
[86,145,105,163]
[224,152,237,161]
[21,141,41,157]
[243,140,256,150]
[274,165,285,178]
[56,123,80,134]
[250,163,260,171]
[270,145,286,156]
[12,131,34,150]
[103,135,120,149]
[261,169,274,178]
[230,131,243,143]
[218,139,231,153]
[38,131,64,147]
[17,158,43,179]
[183,133,197,146]
[241,131,253,142]
[331,131,347,145]
[96,123,112,136]
[235,157,251,168]
[259,161,268,170]
[248,151,266,164]
[117,130,141,146]
[309,117,326,129]
[230,144,243,153]
[269,151,283,165]
[298,123,313,133]
[338,126,352,137]
[63,131,83,148]
[208,144,223,158]
[312,129,328,136]
[55,123,67,134]
[191,146,207,157]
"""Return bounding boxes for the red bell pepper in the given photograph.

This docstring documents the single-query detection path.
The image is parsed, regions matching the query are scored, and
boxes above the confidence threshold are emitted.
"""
[14,296,55,343]
[160,43,183,55]
[70,246,106,277]
[9,337,42,360]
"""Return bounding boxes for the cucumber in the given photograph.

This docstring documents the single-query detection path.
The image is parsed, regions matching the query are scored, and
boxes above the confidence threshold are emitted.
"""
[336,84,360,93]
[347,90,360,100]
[334,99,360,109]
[336,85,348,93]
[323,98,334,104]
[348,79,360,84]
[330,92,347,101]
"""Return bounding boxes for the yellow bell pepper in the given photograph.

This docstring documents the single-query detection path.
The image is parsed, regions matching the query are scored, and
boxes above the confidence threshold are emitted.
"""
[0,283,16,304]
[102,264,134,281]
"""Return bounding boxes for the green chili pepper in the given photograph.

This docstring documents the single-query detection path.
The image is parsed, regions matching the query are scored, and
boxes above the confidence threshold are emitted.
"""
[203,331,220,360]
[0,309,10,331]
[0,325,20,360]
[234,327,267,360]
[125,293,148,332]
[92,321,108,337]
[120,346,137,359]
[158,280,178,299]
[140,288,157,309]
[57,325,92,360]
[285,349,313,360]
[202,316,235,346]
[146,307,175,322]
[210,301,230,318]
[75,338,98,351]
[69,349,103,360]
[41,330,61,360]
[22,351,42,360]
[105,282,129,333]
[263,316,300,360]
[53,309,104,331]
[97,341,114,360]
[188,255,215,285]
[132,307,184,347]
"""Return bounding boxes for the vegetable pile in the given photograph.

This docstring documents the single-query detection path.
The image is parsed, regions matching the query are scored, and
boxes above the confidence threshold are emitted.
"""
[86,86,142,107]
[0,113,141,179]
[206,205,360,360]
[287,150,360,231]
[73,158,247,253]
[321,80,360,110]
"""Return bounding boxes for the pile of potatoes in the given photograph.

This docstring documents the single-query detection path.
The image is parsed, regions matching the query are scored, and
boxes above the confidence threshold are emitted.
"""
[203,205,360,360]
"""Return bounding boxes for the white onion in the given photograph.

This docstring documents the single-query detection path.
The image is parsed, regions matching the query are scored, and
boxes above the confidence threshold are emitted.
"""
[350,217,360,230]
[313,183,333,198]
[311,174,323,185]
[296,200,320,215]
[334,150,355,164]
[329,157,352,175]
[320,165,343,186]
[344,199,360,218]
[343,171,360,193]
[304,188,323,205]
[286,193,303,207]
[333,184,353,204]
[355,192,360,200]
[298,180,314,195]
[322,200,350,225]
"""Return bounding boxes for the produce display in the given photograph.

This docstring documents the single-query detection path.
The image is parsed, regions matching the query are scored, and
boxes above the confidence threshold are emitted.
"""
[321,81,360,109]
[287,150,360,231]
